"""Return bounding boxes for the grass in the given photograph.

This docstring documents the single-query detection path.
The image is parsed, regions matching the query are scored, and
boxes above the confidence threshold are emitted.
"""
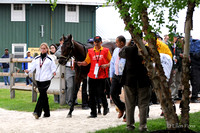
[0,88,73,112]
[95,111,200,133]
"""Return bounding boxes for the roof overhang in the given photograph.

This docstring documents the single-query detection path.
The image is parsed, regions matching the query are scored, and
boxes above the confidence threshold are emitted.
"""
[0,0,111,6]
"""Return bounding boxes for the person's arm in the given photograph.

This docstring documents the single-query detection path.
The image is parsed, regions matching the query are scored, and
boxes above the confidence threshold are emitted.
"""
[77,61,88,66]
[119,46,127,59]
[77,53,90,66]
[55,46,61,58]
[24,58,36,74]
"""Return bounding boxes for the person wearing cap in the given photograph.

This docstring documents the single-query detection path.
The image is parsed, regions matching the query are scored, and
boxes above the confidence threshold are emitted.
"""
[22,51,33,86]
[55,37,77,106]
[77,36,111,118]
[0,48,10,85]
[169,32,183,101]
[87,38,94,45]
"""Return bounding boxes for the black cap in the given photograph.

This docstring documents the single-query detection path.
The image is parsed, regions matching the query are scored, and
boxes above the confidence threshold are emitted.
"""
[5,48,8,51]
[59,37,63,41]
[94,36,102,43]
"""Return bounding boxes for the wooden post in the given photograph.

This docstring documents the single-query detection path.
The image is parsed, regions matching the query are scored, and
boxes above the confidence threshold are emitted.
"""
[59,65,66,105]
[32,70,37,102]
[9,54,15,99]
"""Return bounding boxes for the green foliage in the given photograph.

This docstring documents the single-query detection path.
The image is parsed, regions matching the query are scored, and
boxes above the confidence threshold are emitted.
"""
[45,0,57,11]
[107,0,198,38]
[0,89,69,112]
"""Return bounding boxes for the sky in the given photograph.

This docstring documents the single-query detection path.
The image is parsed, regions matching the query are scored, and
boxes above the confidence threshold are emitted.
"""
[96,6,200,41]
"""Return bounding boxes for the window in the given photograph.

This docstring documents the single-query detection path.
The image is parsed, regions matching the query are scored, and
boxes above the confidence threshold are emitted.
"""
[11,4,25,21]
[12,44,27,58]
[65,5,79,23]
[14,4,23,10]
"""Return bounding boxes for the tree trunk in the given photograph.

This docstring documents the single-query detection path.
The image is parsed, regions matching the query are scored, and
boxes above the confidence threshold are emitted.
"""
[116,0,179,129]
[180,1,195,129]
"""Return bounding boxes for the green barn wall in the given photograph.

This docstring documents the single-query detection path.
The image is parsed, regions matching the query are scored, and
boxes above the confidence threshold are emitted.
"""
[0,4,96,56]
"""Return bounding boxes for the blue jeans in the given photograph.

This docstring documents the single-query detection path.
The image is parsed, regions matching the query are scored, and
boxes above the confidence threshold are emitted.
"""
[3,68,10,85]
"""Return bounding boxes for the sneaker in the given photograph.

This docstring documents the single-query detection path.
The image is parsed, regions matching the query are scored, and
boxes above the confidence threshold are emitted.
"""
[87,115,97,118]
[103,108,109,116]
[126,125,135,131]
[33,112,39,119]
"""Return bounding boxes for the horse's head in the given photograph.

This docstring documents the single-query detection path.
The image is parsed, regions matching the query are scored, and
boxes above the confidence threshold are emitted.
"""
[59,34,74,65]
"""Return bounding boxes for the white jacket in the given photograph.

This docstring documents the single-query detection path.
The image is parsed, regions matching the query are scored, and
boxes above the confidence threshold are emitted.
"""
[28,54,57,82]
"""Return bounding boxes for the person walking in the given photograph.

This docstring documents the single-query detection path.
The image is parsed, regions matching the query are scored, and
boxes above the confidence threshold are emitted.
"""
[55,37,76,106]
[110,35,126,121]
[49,44,60,103]
[77,36,111,118]
[119,41,151,131]
[24,43,56,119]
[22,51,33,86]
[0,48,10,86]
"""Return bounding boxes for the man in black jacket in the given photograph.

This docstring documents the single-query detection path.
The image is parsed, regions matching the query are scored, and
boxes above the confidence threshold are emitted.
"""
[119,41,151,131]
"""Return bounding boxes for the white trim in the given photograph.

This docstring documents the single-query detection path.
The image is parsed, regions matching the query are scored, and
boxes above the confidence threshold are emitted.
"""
[65,5,79,23]
[11,4,26,21]
[12,43,27,58]
[0,0,109,5]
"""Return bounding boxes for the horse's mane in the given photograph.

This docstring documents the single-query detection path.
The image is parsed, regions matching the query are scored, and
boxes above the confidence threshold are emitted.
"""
[75,41,93,50]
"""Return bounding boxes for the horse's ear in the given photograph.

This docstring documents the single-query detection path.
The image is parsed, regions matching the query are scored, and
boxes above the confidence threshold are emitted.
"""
[68,34,72,41]
[62,34,65,41]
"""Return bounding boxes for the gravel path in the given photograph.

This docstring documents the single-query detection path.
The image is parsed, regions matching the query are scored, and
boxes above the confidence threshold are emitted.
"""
[0,103,200,133]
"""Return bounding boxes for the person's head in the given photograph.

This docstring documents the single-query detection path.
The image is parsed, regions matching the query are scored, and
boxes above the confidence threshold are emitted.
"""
[116,35,126,48]
[49,44,57,54]
[40,43,50,54]
[87,38,94,45]
[93,36,102,47]
[172,32,178,43]
[4,48,9,55]
[27,51,31,57]
[59,37,64,45]
[164,34,169,42]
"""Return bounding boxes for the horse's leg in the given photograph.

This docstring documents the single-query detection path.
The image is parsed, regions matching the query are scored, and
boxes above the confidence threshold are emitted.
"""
[67,81,80,118]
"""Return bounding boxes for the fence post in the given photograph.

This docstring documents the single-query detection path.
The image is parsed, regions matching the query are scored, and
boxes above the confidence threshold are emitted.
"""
[32,70,37,102]
[59,65,66,105]
[9,54,15,99]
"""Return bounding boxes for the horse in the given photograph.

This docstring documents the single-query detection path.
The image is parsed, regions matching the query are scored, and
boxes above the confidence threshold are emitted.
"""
[58,34,116,117]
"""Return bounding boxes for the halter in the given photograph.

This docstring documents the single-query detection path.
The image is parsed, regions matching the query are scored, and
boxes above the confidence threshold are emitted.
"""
[60,40,74,63]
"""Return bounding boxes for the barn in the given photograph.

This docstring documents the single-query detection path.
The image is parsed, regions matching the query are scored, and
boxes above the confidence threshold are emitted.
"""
[0,0,106,57]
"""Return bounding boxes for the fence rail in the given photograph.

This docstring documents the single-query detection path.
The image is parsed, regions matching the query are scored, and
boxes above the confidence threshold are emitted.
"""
[0,54,66,105]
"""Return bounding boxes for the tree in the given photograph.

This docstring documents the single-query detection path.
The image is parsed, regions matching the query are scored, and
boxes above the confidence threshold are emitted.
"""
[107,0,198,131]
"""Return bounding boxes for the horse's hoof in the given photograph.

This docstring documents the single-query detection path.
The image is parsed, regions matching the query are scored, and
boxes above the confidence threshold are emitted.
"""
[67,114,72,118]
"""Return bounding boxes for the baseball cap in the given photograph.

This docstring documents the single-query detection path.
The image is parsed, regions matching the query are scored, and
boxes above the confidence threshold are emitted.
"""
[5,48,8,51]
[87,38,94,43]
[172,32,179,37]
[26,51,30,54]
[94,36,102,43]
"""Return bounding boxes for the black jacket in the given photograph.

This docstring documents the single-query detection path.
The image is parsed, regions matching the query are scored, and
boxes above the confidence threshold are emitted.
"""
[119,44,151,88]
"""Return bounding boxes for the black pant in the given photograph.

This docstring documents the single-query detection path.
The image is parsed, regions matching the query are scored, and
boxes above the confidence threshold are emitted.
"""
[110,74,125,111]
[191,66,200,99]
[89,78,108,116]
[34,80,51,117]
[82,79,89,107]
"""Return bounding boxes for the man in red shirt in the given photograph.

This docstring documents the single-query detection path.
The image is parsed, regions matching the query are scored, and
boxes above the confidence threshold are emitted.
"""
[77,36,111,118]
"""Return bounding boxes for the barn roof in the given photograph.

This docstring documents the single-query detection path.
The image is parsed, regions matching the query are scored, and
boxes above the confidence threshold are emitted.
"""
[0,0,108,6]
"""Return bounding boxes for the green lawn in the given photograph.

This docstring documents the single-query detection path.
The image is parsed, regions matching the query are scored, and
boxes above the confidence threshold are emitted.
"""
[95,112,200,133]
[0,88,70,112]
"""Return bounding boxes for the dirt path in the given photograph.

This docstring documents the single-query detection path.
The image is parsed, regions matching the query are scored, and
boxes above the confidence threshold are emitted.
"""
[0,103,200,133]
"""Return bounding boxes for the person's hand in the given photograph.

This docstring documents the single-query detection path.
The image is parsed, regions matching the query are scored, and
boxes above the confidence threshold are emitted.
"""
[77,61,82,66]
[24,70,29,73]
[110,77,112,83]
[101,64,109,69]
[53,72,56,76]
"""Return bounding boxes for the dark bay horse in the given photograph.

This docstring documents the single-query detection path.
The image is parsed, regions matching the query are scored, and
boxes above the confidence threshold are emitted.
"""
[59,34,116,117]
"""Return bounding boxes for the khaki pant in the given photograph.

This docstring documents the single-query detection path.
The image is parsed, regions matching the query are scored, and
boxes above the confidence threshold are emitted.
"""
[124,85,151,130]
